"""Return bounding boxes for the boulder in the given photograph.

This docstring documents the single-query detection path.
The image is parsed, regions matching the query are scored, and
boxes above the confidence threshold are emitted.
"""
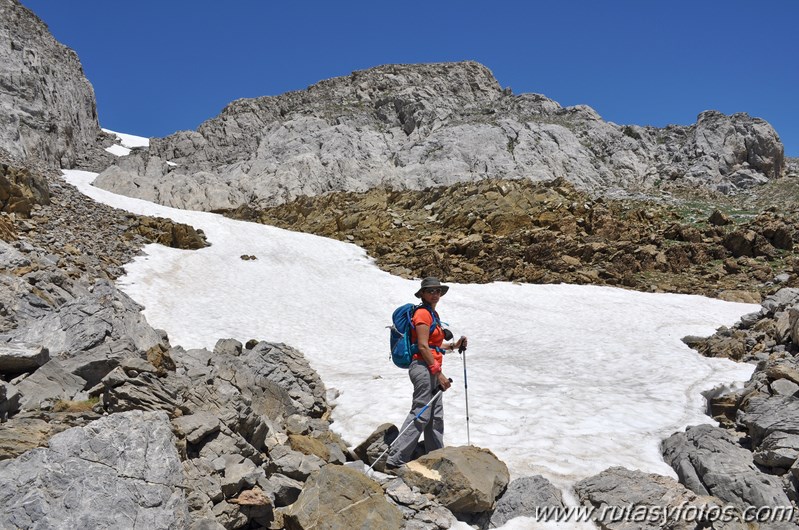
[173,412,222,444]
[260,473,303,507]
[709,210,732,226]
[283,464,403,530]
[399,445,509,515]
[14,358,86,410]
[0,212,15,241]
[0,410,188,529]
[268,444,324,481]
[6,278,165,388]
[288,434,330,462]
[770,378,799,397]
[353,422,398,470]
[244,341,328,419]
[0,341,51,374]
[762,288,799,315]
[574,466,749,530]
[227,487,272,526]
[489,475,563,528]
[0,161,50,215]
[724,230,759,258]
[133,216,208,250]
[739,396,799,469]
[98,364,186,415]
[220,458,263,498]
[0,239,30,268]
[183,456,224,515]
[661,424,790,509]
[214,338,242,357]
[790,305,799,345]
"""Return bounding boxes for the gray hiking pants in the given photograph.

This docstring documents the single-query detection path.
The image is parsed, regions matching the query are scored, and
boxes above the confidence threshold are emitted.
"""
[386,359,444,466]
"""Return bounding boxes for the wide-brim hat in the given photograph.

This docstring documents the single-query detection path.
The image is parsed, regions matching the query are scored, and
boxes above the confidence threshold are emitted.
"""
[414,277,450,298]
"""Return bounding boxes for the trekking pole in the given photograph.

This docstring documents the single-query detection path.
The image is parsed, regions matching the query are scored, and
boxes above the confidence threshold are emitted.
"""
[367,379,452,474]
[459,341,470,445]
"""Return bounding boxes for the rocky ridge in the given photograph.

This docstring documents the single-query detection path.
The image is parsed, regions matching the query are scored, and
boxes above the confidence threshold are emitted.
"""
[93,61,784,211]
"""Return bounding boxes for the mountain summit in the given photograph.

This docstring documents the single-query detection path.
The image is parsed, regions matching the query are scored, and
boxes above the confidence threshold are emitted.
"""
[93,60,784,210]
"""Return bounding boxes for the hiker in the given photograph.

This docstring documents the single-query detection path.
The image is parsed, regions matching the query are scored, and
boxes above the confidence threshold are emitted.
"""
[386,277,467,469]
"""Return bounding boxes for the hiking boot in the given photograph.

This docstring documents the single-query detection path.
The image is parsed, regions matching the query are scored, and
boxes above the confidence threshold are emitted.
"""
[384,461,405,475]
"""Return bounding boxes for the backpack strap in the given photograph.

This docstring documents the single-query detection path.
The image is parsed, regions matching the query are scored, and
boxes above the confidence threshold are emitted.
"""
[413,304,446,355]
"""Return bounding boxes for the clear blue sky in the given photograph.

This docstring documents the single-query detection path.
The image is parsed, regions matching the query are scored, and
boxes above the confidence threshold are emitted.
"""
[22,1,799,157]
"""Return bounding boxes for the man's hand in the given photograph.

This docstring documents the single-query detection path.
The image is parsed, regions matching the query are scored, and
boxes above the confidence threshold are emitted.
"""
[437,373,451,391]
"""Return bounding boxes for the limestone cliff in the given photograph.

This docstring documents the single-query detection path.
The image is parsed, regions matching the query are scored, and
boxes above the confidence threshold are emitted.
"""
[0,0,105,168]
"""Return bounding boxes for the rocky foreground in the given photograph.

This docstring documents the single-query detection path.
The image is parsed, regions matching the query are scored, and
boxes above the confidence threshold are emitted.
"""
[3,0,799,526]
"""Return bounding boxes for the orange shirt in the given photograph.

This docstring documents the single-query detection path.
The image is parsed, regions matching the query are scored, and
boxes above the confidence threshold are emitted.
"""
[411,306,446,364]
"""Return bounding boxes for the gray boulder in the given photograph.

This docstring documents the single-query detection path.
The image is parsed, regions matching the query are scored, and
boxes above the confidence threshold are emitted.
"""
[762,288,799,315]
[0,410,188,529]
[244,341,328,418]
[98,364,186,415]
[214,338,242,357]
[14,358,86,410]
[489,475,563,528]
[268,444,324,481]
[353,422,398,471]
[574,466,749,530]
[19,280,163,377]
[260,472,303,507]
[739,395,799,469]
[220,457,263,498]
[0,340,49,374]
[0,240,30,268]
[173,411,222,444]
[0,0,106,168]
[2,272,165,392]
[661,424,791,509]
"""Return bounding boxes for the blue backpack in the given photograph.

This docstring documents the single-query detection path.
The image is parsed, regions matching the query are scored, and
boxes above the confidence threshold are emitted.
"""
[389,303,440,368]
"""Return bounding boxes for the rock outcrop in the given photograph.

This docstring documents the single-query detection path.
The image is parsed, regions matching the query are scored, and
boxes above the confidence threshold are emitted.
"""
[662,424,791,510]
[0,160,50,216]
[235,176,799,298]
[94,61,785,210]
[0,410,189,530]
[575,467,750,530]
[489,475,564,528]
[0,0,109,169]
[283,465,404,530]
[681,287,799,515]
